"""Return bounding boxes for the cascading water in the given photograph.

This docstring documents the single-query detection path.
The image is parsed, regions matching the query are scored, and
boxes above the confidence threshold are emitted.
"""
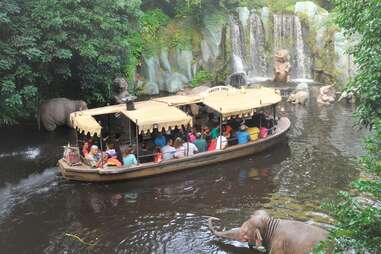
[294,16,311,80]
[248,13,267,79]
[229,16,245,73]
[272,14,312,80]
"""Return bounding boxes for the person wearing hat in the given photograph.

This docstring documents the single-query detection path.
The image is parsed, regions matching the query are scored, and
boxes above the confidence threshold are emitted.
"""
[193,132,207,152]
[236,124,251,144]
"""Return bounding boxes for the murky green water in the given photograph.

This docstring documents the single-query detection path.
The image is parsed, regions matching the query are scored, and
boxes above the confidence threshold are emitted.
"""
[0,85,365,254]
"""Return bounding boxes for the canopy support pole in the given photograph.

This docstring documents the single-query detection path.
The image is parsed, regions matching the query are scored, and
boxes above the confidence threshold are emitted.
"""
[128,118,132,144]
[219,108,222,150]
[75,129,79,147]
[100,131,104,168]
[135,120,139,164]
[186,127,189,156]
[273,104,276,121]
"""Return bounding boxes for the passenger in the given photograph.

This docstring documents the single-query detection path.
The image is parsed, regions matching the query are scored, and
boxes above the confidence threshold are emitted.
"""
[188,127,197,143]
[216,133,228,150]
[139,142,153,163]
[161,139,176,161]
[154,132,166,148]
[122,147,138,166]
[210,126,219,139]
[207,139,217,151]
[174,137,185,158]
[182,140,199,156]
[82,141,90,156]
[96,153,109,168]
[105,143,117,157]
[154,147,163,163]
[193,132,207,152]
[202,126,211,143]
[85,145,100,167]
[97,153,122,168]
[224,124,233,139]
[236,124,251,144]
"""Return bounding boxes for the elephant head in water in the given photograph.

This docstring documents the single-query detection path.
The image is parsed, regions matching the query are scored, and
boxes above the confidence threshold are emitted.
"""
[37,98,87,131]
[209,210,328,254]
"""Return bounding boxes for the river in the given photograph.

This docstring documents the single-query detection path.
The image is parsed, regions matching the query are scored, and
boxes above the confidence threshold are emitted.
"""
[0,84,365,254]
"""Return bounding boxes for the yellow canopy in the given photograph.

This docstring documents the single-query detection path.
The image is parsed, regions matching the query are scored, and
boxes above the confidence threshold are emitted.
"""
[121,101,192,133]
[70,85,280,136]
[202,86,281,119]
[70,112,102,136]
[153,94,201,106]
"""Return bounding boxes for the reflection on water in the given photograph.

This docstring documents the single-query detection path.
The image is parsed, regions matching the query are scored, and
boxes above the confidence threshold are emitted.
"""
[0,85,365,254]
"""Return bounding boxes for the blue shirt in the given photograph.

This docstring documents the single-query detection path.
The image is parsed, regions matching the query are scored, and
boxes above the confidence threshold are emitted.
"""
[154,135,166,148]
[236,131,250,144]
[123,154,138,166]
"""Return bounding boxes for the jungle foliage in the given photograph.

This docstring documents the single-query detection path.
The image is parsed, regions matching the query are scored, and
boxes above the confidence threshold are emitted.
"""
[0,0,142,125]
[313,0,381,253]
[0,0,334,125]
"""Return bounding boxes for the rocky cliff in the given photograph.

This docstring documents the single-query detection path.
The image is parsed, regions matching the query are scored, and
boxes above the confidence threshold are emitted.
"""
[136,1,355,94]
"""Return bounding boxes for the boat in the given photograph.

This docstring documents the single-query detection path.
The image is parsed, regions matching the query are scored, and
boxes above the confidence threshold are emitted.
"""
[58,85,290,182]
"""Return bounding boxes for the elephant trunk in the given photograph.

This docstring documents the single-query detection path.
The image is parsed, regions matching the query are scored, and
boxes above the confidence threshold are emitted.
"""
[208,217,242,241]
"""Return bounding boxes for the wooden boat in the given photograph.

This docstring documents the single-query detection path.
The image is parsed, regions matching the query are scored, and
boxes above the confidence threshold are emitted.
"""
[58,85,290,182]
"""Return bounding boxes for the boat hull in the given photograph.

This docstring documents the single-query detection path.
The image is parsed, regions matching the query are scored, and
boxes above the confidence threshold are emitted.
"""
[58,117,290,182]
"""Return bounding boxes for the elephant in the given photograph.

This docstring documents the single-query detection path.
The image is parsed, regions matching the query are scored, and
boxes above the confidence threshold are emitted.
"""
[37,98,87,131]
[208,210,328,254]
[273,49,291,83]
[317,84,335,105]
[287,91,309,105]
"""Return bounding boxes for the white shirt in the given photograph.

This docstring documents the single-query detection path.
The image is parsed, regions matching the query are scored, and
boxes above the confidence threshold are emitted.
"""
[161,145,176,160]
[182,142,199,156]
[216,136,228,150]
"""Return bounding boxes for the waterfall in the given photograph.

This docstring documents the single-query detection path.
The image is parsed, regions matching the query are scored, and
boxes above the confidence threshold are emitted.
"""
[229,16,245,73]
[248,13,267,78]
[272,14,311,79]
[294,16,311,79]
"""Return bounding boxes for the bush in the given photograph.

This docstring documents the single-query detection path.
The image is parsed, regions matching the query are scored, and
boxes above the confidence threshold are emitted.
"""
[191,70,214,87]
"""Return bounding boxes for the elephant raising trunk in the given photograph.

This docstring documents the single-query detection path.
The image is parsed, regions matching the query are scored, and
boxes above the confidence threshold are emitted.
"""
[208,217,266,252]
[208,210,328,254]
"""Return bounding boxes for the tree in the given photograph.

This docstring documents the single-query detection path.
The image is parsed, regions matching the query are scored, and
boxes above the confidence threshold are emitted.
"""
[314,0,381,253]
[0,0,142,125]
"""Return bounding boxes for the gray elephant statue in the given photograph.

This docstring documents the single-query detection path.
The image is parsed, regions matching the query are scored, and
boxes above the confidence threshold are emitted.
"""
[37,98,87,131]
[208,210,328,254]
[113,77,130,104]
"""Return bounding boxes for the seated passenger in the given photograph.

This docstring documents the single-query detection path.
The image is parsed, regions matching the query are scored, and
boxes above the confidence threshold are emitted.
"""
[207,139,217,151]
[85,145,100,167]
[154,132,166,148]
[210,126,219,139]
[193,132,207,152]
[139,142,153,163]
[174,137,185,158]
[188,128,197,143]
[236,125,251,144]
[161,139,176,161]
[105,143,117,157]
[216,133,228,150]
[224,125,233,139]
[154,147,163,163]
[82,141,90,156]
[97,153,122,168]
[182,141,198,156]
[122,147,138,166]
